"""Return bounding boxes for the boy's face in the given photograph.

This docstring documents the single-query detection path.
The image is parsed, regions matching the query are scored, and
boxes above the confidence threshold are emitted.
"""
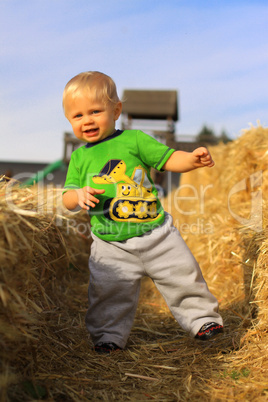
[65,93,122,143]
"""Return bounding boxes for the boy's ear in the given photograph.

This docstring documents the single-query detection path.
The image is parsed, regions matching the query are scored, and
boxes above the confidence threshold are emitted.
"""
[114,101,122,121]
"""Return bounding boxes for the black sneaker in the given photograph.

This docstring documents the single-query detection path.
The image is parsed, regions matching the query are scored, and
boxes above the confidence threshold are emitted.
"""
[195,322,223,340]
[94,342,122,354]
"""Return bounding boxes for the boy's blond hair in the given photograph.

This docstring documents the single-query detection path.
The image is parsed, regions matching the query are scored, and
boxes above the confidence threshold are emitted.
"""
[63,71,120,113]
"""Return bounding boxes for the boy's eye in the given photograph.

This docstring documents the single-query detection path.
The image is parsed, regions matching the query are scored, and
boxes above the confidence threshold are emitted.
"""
[74,114,82,118]
[92,110,100,114]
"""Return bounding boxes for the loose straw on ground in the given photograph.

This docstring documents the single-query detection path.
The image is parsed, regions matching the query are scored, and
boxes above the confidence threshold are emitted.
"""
[0,124,267,401]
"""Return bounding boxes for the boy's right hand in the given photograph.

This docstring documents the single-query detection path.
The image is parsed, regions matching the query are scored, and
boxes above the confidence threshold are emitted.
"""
[75,187,105,210]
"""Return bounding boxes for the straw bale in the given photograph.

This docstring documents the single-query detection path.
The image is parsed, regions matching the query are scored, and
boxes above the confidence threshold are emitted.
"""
[0,179,91,401]
[161,123,268,400]
[1,124,268,401]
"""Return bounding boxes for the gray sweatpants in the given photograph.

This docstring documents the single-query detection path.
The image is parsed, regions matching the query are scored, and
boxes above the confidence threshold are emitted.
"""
[85,213,223,348]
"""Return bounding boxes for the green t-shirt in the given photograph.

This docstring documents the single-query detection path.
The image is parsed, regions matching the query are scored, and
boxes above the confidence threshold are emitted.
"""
[64,129,175,241]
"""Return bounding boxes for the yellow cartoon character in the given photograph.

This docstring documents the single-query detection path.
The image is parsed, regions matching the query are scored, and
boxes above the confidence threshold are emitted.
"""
[117,184,137,197]
[92,160,159,222]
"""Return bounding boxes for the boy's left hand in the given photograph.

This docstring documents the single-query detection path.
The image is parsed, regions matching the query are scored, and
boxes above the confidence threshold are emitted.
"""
[192,147,215,168]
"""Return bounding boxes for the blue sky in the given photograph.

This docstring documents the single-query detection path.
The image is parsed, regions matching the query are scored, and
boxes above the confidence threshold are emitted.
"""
[1,0,267,162]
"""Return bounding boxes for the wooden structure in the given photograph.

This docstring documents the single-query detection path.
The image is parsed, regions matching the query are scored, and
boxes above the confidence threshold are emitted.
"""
[121,89,185,190]
[63,132,82,163]
[121,90,178,142]
[121,90,178,122]
[121,89,198,150]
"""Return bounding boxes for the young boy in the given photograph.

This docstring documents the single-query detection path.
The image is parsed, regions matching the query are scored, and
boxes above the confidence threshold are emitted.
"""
[62,71,223,354]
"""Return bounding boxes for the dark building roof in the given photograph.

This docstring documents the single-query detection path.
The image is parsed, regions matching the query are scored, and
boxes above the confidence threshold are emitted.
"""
[122,90,179,121]
[0,161,67,186]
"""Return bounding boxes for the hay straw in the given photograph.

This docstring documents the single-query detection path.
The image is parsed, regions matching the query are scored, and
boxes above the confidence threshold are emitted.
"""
[1,124,268,401]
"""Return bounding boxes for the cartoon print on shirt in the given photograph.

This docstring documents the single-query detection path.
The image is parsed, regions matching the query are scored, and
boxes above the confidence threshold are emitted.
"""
[92,159,159,222]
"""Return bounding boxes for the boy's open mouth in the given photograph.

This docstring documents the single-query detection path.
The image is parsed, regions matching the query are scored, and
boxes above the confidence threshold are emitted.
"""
[84,128,99,136]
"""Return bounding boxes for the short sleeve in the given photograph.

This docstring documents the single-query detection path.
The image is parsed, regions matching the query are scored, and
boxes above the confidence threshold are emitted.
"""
[136,130,175,171]
[63,154,81,191]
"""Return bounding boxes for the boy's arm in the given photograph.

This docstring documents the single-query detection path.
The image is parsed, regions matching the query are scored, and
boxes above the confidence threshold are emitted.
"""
[63,187,105,211]
[163,147,215,173]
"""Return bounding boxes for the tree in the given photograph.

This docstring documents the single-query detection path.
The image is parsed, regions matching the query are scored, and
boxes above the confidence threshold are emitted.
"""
[218,130,232,144]
[196,126,232,145]
[196,125,219,145]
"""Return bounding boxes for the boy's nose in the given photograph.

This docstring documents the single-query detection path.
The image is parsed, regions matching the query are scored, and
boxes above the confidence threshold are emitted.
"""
[84,114,94,124]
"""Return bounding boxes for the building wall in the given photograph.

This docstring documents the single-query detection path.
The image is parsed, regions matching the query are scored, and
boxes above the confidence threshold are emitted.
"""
[0,161,68,186]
